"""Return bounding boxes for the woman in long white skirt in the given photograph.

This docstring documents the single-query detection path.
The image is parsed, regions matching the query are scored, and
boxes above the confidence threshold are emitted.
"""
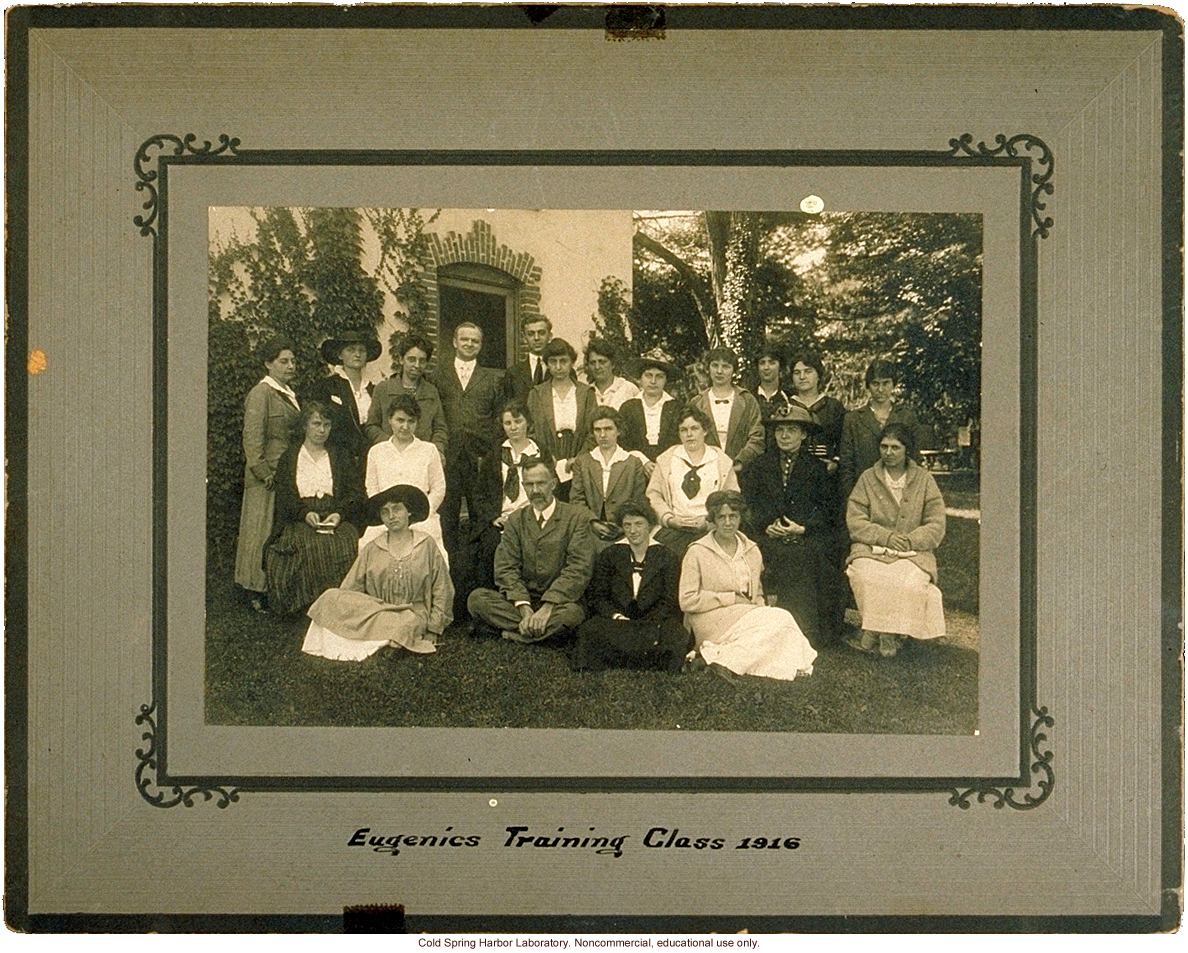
[678,490,816,681]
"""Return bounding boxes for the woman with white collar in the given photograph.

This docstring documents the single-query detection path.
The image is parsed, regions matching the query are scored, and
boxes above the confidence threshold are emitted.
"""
[619,348,681,476]
[468,398,541,593]
[583,338,641,410]
[645,405,739,559]
[234,336,302,612]
[569,405,649,549]
[361,393,448,567]
[679,490,817,681]
[572,500,688,672]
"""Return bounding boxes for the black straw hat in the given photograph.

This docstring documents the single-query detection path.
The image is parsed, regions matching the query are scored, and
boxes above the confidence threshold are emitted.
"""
[366,484,430,526]
[320,329,382,365]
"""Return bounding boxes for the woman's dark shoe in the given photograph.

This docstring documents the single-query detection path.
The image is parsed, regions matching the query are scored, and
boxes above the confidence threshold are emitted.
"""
[844,630,878,655]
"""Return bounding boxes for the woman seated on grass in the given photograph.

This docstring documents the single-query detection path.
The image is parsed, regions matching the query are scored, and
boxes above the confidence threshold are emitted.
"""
[264,400,363,616]
[302,485,453,661]
[679,490,817,681]
[572,500,689,673]
[844,422,947,659]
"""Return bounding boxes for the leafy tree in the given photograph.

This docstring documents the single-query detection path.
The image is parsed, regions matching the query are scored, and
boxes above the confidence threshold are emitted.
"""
[207,206,436,562]
[365,207,440,372]
[809,212,983,433]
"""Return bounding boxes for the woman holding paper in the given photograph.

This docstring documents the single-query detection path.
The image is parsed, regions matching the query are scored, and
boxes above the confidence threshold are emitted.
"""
[264,399,363,615]
[844,422,947,658]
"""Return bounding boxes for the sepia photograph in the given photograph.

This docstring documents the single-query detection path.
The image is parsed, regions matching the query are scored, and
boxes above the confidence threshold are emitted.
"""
[205,206,982,735]
[8,5,1178,931]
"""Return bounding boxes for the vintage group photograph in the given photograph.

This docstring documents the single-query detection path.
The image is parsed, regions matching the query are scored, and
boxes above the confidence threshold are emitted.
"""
[205,205,983,735]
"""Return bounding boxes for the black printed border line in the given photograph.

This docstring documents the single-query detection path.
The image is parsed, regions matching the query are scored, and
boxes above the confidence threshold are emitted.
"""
[132,136,1050,809]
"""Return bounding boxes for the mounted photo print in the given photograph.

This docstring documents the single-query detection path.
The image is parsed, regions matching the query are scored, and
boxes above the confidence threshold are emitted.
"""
[7,5,1181,934]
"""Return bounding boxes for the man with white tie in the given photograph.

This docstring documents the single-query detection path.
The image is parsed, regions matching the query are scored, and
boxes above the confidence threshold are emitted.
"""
[433,322,504,558]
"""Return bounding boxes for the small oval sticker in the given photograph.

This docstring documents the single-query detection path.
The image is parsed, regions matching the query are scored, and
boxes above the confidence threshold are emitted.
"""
[800,195,824,214]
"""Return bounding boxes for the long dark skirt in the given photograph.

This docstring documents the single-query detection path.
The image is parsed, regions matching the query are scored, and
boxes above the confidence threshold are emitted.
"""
[265,519,360,615]
[758,535,846,648]
[573,616,690,673]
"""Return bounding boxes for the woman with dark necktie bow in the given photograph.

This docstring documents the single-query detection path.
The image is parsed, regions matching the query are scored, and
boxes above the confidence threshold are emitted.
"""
[469,399,541,594]
[572,500,689,673]
[645,405,739,559]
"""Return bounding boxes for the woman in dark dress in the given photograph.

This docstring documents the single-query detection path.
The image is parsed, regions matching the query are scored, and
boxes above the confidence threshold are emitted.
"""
[618,347,681,476]
[468,398,542,593]
[572,500,689,673]
[526,338,596,502]
[787,350,846,474]
[264,400,364,615]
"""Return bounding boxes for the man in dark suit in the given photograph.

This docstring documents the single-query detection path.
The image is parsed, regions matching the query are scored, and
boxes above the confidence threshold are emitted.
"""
[467,457,594,643]
[740,405,846,647]
[432,322,504,559]
[500,314,552,403]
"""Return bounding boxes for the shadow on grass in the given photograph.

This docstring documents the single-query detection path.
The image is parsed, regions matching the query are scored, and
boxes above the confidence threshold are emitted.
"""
[206,571,979,735]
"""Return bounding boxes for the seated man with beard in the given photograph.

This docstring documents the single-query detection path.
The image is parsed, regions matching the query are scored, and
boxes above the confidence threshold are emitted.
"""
[467,456,595,643]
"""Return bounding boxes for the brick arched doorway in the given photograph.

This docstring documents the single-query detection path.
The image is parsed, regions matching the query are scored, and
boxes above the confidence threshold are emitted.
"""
[419,220,542,368]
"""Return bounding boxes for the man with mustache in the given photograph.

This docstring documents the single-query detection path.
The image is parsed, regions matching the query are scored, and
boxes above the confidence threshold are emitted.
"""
[466,456,594,643]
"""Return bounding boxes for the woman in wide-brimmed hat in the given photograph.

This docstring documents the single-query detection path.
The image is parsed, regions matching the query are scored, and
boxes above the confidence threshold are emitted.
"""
[302,484,454,661]
[307,328,382,485]
[739,403,846,648]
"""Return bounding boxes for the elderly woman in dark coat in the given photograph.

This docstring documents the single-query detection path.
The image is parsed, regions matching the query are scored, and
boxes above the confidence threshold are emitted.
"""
[264,400,364,615]
[572,501,689,673]
[740,404,845,647]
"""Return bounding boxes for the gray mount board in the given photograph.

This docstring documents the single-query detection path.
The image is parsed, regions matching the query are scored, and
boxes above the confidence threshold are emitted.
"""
[5,4,1181,932]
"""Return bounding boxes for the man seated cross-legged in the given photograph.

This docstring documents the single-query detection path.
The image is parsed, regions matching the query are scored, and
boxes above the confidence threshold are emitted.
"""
[467,456,595,643]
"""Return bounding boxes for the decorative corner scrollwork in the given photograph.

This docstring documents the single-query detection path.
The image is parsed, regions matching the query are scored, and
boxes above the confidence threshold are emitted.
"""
[948,705,1054,810]
[133,133,240,238]
[135,702,240,809]
[948,133,1054,240]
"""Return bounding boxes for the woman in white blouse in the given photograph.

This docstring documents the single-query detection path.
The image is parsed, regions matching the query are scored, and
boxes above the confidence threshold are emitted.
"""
[583,338,641,410]
[526,337,596,502]
[645,405,739,559]
[263,400,363,615]
[361,392,448,565]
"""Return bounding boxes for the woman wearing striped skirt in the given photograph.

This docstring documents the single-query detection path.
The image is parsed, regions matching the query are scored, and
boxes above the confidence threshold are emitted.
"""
[264,400,364,615]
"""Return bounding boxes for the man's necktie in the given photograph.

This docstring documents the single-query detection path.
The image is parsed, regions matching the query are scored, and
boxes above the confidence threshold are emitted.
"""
[714,398,730,404]
[533,358,544,385]
[682,461,706,499]
[502,447,519,501]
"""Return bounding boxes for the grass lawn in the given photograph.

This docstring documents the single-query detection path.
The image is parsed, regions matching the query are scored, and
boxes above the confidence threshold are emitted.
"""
[206,516,980,735]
